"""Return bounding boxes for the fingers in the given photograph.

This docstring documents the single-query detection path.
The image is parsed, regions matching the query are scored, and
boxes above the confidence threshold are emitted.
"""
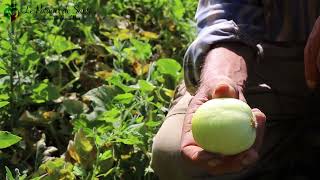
[241,149,259,166]
[181,80,251,175]
[181,145,220,162]
[204,149,258,175]
[181,140,225,172]
[181,144,245,175]
[304,17,320,89]
[251,108,266,151]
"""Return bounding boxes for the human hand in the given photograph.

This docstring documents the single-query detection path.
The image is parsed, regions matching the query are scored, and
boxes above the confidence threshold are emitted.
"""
[180,79,266,175]
[305,17,320,89]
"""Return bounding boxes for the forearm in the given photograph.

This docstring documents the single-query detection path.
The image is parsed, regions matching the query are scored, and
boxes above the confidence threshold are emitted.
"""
[200,43,255,92]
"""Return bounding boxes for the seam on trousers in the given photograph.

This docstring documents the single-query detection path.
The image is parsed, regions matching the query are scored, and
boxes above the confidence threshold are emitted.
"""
[168,81,187,110]
[166,82,190,119]
[165,94,192,119]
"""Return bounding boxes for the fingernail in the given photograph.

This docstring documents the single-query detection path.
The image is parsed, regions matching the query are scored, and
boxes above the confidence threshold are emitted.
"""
[208,159,221,167]
[307,80,317,89]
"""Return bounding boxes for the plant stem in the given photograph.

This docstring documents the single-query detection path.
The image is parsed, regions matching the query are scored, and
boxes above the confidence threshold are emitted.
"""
[9,0,16,130]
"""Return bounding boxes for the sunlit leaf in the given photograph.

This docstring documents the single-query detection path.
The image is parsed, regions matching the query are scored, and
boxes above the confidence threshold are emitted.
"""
[108,75,136,92]
[19,32,28,44]
[32,158,75,179]
[138,80,155,92]
[78,24,103,44]
[132,61,149,76]
[0,94,9,100]
[164,88,175,97]
[0,61,7,75]
[74,129,93,153]
[113,93,134,104]
[156,58,181,77]
[0,101,9,108]
[47,34,79,54]
[98,108,120,123]
[117,135,141,145]
[99,150,112,161]
[73,165,85,176]
[0,40,11,50]
[0,131,22,149]
[42,111,60,121]
[5,166,14,180]
[130,39,152,61]
[95,70,113,80]
[72,129,97,168]
[67,141,81,163]
[172,0,186,20]
[141,31,159,39]
[118,29,132,40]
[146,120,161,127]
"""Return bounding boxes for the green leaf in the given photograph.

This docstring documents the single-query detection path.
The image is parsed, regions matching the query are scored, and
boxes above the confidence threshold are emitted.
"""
[0,101,9,108]
[0,40,11,50]
[99,150,112,161]
[98,108,120,123]
[31,80,60,103]
[0,61,7,75]
[113,93,134,104]
[156,58,181,77]
[75,130,93,153]
[130,39,152,61]
[5,166,14,180]
[138,80,155,92]
[146,120,161,127]
[83,85,118,110]
[47,84,60,100]
[172,0,185,19]
[73,165,85,176]
[117,135,142,145]
[0,131,22,149]
[47,34,79,54]
[19,32,28,45]
[65,51,80,65]
[108,73,136,92]
[78,24,96,44]
[32,158,75,179]
[0,93,9,100]
[127,123,145,132]
[62,100,85,115]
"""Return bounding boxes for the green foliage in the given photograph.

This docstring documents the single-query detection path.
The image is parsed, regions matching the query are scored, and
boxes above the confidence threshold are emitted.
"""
[32,158,75,180]
[0,0,197,179]
[0,131,21,149]
[5,167,14,180]
[5,166,27,180]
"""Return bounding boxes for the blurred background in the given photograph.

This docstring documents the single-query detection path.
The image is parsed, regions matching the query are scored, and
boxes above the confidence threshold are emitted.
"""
[0,0,197,179]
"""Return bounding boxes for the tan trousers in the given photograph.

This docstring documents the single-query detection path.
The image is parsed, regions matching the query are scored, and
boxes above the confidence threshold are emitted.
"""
[151,43,320,180]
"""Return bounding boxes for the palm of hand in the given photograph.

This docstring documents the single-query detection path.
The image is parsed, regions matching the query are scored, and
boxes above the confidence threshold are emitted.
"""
[180,83,266,175]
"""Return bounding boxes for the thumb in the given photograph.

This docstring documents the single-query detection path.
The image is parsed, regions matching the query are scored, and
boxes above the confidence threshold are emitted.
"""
[211,83,238,99]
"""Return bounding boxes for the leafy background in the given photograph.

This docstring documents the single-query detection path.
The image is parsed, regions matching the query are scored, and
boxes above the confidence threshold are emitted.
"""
[0,0,197,179]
